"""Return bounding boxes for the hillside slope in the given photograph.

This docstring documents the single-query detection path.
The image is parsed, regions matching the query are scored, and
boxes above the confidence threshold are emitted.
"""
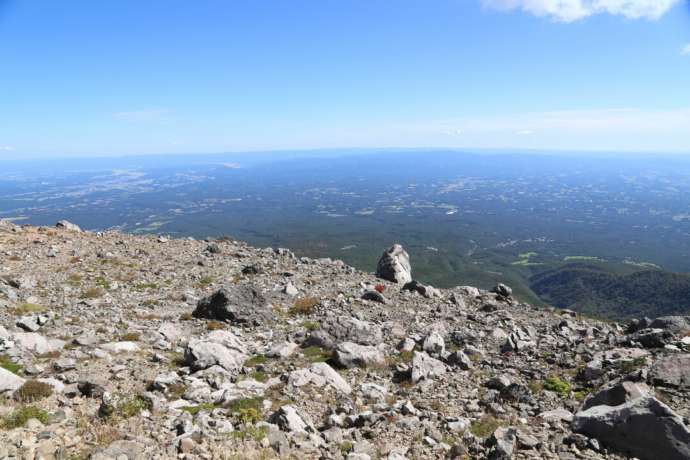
[1,220,689,459]
[530,263,690,319]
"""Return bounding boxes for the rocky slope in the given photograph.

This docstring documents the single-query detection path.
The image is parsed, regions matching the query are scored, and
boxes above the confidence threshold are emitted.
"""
[1,220,689,460]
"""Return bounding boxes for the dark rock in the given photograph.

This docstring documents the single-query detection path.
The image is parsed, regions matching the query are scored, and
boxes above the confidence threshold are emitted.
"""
[192,286,272,326]
[573,395,690,460]
[361,290,388,304]
[241,265,262,275]
[492,283,513,298]
[402,280,440,298]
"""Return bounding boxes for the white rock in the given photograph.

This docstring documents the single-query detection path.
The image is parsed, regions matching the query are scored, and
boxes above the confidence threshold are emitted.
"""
[0,367,25,393]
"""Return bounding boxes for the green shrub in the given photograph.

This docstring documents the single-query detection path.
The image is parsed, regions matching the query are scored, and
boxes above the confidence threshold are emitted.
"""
[543,376,571,398]
[180,402,217,416]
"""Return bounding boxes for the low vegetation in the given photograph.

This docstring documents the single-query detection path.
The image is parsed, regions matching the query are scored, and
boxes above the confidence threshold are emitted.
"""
[14,380,53,402]
[289,297,319,315]
[2,406,50,429]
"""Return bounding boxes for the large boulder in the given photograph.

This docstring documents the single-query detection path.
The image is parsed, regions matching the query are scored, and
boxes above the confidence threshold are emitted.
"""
[376,244,412,284]
[573,384,690,460]
[650,354,690,389]
[649,316,690,335]
[193,286,272,326]
[581,380,650,411]
[184,330,247,372]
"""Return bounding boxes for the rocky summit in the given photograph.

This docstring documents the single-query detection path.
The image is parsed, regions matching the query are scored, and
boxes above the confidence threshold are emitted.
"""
[1,220,690,460]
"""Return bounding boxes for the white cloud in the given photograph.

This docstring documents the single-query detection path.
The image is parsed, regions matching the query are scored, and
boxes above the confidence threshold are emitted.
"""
[481,0,681,22]
[113,108,171,122]
[0,145,15,151]
[682,44,690,56]
[515,129,534,135]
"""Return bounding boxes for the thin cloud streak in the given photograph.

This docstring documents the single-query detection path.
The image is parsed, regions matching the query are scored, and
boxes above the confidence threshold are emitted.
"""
[481,0,681,22]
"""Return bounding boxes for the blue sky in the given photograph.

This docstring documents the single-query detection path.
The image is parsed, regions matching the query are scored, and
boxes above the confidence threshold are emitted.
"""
[0,0,689,157]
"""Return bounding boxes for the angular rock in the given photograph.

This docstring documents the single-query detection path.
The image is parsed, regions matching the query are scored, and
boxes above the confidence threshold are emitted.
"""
[492,283,513,298]
[184,330,247,372]
[270,405,314,433]
[322,316,383,346]
[101,341,140,353]
[333,342,385,369]
[193,286,272,326]
[411,351,446,383]
[0,367,25,393]
[582,380,650,411]
[488,426,516,460]
[402,280,440,299]
[361,290,388,304]
[650,354,690,389]
[287,362,351,394]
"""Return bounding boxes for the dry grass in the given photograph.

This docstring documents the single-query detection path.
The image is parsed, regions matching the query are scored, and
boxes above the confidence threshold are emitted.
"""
[14,380,53,402]
[289,297,319,315]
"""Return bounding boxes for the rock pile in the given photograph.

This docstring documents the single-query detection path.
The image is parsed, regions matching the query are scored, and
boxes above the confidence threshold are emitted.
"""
[0,220,689,459]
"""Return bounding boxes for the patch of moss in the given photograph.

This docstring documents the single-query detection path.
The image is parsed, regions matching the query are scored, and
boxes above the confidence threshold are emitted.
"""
[94,277,111,290]
[245,355,267,367]
[619,357,647,373]
[180,402,217,416]
[302,346,332,363]
[134,282,158,291]
[227,396,264,414]
[469,415,501,438]
[195,276,214,288]
[0,354,22,375]
[2,406,50,428]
